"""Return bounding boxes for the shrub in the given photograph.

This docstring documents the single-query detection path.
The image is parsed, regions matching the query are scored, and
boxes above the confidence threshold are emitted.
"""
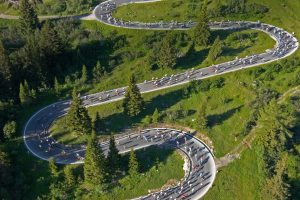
[142,115,152,125]
[3,121,17,139]
[210,77,225,89]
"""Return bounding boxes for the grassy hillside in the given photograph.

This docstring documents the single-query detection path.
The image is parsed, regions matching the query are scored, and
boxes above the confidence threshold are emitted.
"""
[113,0,300,53]
[203,142,267,200]
[78,20,276,94]
[52,3,300,196]
[51,54,300,157]
[0,0,92,16]
[1,0,300,199]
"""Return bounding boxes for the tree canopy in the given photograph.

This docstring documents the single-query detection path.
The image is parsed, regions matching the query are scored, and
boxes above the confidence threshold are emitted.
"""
[84,133,107,186]
[92,61,106,83]
[123,74,144,117]
[66,88,92,135]
[157,34,177,69]
[193,5,211,46]
[19,0,39,34]
[107,135,121,179]
[196,104,208,130]
[208,36,223,62]
[128,148,139,178]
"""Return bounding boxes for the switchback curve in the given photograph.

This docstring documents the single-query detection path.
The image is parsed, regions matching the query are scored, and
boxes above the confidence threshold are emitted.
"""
[23,0,298,199]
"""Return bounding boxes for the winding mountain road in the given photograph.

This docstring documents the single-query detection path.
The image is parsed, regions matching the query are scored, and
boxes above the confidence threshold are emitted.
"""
[23,0,299,199]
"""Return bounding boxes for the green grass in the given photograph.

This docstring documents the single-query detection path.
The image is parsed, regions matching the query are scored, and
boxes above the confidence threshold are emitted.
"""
[0,18,18,27]
[0,1,91,16]
[79,0,300,159]
[67,146,185,199]
[113,0,195,22]
[113,0,300,53]
[100,146,185,200]
[3,0,300,199]
[203,141,267,200]
[0,140,184,199]
[81,20,275,94]
[51,58,300,156]
[51,20,276,146]
[112,0,266,23]
[0,3,19,15]
[0,139,52,199]
[49,117,90,144]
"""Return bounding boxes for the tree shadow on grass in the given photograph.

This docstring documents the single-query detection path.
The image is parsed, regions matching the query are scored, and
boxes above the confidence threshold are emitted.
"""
[176,48,209,70]
[101,88,187,133]
[58,25,129,78]
[52,129,88,145]
[62,136,86,145]
[175,28,249,70]
[222,46,251,57]
[119,146,176,173]
[207,105,243,128]
[107,145,182,194]
[210,28,248,42]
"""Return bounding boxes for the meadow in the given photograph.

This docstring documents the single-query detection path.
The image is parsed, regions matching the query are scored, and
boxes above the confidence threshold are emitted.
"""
[1,0,300,199]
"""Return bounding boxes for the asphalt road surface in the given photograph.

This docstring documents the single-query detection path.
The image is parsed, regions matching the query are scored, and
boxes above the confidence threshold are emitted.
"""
[23,0,298,199]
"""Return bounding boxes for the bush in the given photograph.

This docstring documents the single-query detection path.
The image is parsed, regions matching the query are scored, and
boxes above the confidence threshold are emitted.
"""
[171,12,180,18]
[187,80,211,94]
[3,121,17,139]
[249,68,266,78]
[52,0,67,14]
[186,78,226,94]
[152,108,160,123]
[171,0,183,8]
[142,115,152,125]
[247,3,269,14]
[291,71,300,86]
[210,0,268,18]
[210,77,225,89]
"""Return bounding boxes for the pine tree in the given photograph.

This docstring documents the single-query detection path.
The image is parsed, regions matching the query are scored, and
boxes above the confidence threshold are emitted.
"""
[20,33,44,83]
[49,158,59,178]
[262,153,289,200]
[81,65,88,84]
[19,80,32,104]
[40,21,64,57]
[157,34,177,69]
[93,112,102,133]
[64,165,75,186]
[152,108,159,124]
[19,82,27,104]
[0,42,13,99]
[92,61,105,83]
[185,41,196,57]
[3,121,17,139]
[19,0,39,34]
[23,80,29,92]
[84,132,107,186]
[196,104,207,130]
[30,88,36,100]
[0,150,13,198]
[194,5,211,46]
[208,36,222,62]
[257,99,291,166]
[123,74,144,117]
[107,135,121,179]
[128,148,139,177]
[67,88,92,135]
[40,21,64,78]
[54,77,60,96]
